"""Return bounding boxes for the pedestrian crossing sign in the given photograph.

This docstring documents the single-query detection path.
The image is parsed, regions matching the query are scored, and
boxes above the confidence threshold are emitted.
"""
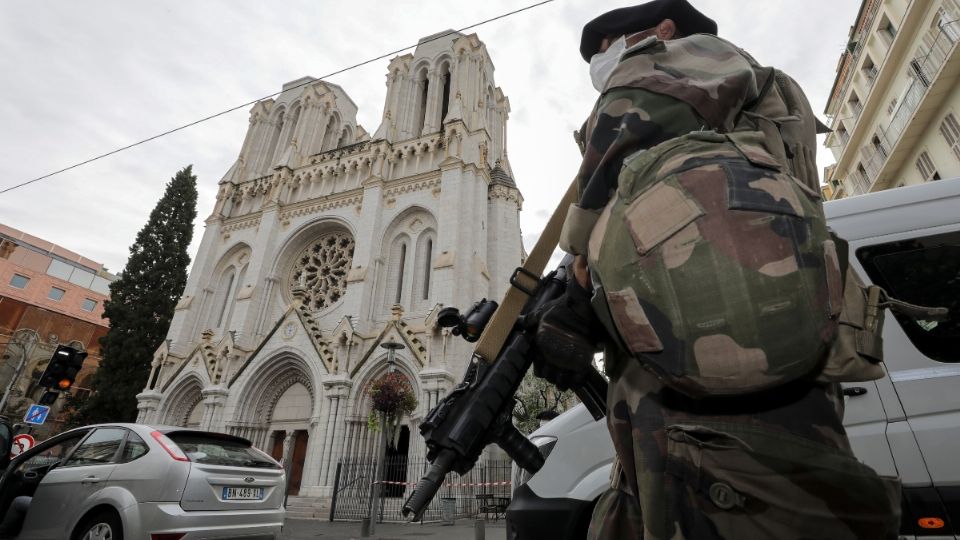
[23,404,50,425]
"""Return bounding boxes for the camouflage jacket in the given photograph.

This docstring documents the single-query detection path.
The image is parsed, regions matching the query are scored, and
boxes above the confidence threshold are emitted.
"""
[563,33,819,256]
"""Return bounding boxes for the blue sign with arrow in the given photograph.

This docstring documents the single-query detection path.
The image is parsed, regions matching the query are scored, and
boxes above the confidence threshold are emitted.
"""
[23,404,50,425]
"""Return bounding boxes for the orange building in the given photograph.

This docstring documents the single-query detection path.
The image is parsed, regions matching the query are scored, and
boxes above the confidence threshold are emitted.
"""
[0,223,116,436]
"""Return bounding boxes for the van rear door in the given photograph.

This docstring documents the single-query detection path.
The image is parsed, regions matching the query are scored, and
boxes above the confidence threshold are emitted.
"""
[165,431,285,512]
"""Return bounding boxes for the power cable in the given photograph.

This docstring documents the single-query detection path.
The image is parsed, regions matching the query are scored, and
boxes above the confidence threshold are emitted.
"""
[0,0,555,195]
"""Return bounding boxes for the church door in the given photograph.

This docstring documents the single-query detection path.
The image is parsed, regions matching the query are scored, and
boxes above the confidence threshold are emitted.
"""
[270,431,284,462]
[288,430,309,495]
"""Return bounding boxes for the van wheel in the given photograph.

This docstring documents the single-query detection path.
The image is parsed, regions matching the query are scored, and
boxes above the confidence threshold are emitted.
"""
[73,511,123,540]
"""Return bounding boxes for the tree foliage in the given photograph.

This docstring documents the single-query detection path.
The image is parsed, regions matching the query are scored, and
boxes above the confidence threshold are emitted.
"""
[512,370,577,435]
[76,166,198,423]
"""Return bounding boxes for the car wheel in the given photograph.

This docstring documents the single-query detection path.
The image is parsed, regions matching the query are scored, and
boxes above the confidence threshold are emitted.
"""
[74,511,123,540]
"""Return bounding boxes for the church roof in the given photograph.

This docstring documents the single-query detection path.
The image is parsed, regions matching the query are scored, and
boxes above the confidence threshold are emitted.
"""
[489,164,516,188]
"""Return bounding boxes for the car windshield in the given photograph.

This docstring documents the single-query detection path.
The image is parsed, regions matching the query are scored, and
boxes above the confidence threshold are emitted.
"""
[166,433,279,469]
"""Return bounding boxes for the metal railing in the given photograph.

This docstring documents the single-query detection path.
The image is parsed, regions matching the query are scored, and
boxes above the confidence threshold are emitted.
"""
[330,456,513,523]
[830,1,882,119]
[851,20,959,192]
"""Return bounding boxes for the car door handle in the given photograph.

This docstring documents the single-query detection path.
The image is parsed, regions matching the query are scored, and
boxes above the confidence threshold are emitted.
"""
[842,386,868,397]
[81,476,102,484]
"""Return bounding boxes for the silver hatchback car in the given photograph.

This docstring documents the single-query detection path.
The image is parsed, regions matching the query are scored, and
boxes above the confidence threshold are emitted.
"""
[0,423,285,540]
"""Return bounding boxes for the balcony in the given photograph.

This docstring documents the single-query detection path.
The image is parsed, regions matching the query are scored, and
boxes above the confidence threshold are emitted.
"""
[850,20,960,192]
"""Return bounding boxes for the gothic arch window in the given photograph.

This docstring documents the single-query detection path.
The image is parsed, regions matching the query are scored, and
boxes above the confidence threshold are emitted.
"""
[282,104,302,150]
[386,235,410,307]
[416,67,429,136]
[379,209,438,315]
[212,267,237,330]
[321,114,340,152]
[439,62,452,125]
[413,231,435,306]
[201,244,251,336]
[289,231,355,312]
[264,109,285,174]
[337,126,353,148]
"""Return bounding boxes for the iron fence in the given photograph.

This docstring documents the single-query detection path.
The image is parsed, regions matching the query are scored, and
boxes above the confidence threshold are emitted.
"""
[330,455,513,523]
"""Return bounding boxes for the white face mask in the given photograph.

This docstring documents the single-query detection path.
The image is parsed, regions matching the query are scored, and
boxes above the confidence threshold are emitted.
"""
[589,36,627,92]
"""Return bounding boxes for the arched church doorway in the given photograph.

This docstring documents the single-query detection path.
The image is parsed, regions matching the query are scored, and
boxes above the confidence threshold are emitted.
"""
[383,425,410,498]
[266,381,312,495]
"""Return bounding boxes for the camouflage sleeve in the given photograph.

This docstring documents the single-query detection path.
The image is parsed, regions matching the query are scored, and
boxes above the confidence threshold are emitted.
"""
[576,87,704,211]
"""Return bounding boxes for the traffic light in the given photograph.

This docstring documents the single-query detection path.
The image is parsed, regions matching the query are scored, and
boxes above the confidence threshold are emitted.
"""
[38,345,87,391]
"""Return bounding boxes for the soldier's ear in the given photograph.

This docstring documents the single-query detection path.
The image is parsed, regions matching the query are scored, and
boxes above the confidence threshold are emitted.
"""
[657,19,678,40]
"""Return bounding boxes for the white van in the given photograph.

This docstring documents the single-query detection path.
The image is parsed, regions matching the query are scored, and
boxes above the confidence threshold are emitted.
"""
[506,178,960,540]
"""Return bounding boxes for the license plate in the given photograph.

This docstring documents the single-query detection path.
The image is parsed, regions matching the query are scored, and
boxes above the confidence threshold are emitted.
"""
[222,486,264,500]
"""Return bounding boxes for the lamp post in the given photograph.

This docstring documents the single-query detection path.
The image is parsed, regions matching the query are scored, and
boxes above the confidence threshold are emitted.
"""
[364,339,405,536]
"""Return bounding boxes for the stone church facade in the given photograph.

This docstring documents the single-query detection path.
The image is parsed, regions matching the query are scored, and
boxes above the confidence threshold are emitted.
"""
[135,31,523,498]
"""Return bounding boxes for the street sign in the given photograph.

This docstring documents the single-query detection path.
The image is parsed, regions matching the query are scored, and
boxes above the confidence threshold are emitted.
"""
[23,404,50,425]
[10,434,35,458]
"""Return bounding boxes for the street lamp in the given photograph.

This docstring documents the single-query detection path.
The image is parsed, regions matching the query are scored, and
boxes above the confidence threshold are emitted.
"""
[380,339,405,371]
[365,339,406,536]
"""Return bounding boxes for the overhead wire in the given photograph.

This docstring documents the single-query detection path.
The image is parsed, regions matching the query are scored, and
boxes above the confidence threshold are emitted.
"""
[0,0,555,196]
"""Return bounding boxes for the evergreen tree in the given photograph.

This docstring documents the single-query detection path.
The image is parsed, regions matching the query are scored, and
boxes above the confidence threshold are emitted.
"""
[79,166,198,423]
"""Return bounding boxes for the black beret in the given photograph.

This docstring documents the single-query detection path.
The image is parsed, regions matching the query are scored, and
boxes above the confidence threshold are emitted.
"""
[580,0,718,62]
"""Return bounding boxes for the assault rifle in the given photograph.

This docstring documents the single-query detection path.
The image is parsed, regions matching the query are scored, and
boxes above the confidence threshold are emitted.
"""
[402,258,608,520]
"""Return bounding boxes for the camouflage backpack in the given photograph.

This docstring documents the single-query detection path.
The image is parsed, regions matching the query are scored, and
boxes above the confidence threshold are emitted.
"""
[587,126,843,398]
[584,63,891,398]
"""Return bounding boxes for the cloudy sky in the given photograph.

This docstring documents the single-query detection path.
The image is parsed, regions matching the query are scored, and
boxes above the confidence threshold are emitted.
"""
[0,0,860,273]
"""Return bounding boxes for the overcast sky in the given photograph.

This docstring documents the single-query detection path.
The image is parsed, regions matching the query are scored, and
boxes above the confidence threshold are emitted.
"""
[0,0,860,273]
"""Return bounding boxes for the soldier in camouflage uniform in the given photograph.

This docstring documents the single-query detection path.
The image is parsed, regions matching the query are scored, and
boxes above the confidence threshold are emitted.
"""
[532,1,901,538]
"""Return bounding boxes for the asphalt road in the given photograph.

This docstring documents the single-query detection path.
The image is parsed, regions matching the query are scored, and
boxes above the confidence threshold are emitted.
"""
[281,518,507,540]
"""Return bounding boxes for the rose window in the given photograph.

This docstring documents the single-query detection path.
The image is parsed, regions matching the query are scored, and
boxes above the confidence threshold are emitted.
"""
[290,232,355,311]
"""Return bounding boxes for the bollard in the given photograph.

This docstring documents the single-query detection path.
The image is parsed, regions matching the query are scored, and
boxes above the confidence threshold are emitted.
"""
[475,517,485,540]
[360,517,370,537]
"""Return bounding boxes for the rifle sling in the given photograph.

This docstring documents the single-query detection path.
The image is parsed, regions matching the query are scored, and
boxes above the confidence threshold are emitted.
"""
[474,178,579,363]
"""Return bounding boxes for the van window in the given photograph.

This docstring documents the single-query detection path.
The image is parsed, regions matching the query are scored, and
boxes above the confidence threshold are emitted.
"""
[856,231,960,362]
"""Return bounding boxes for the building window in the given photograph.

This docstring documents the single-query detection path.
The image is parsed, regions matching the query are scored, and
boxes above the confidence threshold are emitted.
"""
[81,298,97,312]
[916,151,941,181]
[395,243,407,304]
[215,272,235,328]
[856,231,960,363]
[937,8,960,44]
[9,274,29,289]
[861,55,878,84]
[440,68,452,124]
[939,113,960,162]
[48,286,66,302]
[848,92,863,118]
[422,239,433,300]
[879,15,898,44]
[289,231,356,313]
[416,70,429,136]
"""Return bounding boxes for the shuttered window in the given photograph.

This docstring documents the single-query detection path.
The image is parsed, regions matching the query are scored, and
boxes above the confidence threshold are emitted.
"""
[915,151,940,181]
[939,113,960,163]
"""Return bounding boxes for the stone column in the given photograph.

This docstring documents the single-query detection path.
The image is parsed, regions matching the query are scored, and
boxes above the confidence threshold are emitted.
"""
[135,390,162,424]
[200,386,230,431]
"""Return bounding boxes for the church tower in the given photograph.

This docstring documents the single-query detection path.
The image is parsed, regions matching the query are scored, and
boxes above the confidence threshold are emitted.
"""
[136,31,523,500]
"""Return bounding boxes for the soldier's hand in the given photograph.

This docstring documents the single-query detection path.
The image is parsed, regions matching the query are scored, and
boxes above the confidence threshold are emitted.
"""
[531,273,601,391]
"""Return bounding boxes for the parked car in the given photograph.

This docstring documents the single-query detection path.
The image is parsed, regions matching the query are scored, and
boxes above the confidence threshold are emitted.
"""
[506,178,960,540]
[0,423,285,540]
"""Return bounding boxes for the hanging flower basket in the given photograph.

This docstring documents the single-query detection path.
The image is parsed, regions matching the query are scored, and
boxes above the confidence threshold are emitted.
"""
[367,372,417,446]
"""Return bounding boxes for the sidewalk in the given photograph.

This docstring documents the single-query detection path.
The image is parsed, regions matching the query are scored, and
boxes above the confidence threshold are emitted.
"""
[281,518,507,540]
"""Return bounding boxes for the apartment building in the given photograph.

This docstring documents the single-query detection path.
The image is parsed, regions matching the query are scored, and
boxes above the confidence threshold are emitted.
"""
[0,223,115,435]
[824,0,960,199]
